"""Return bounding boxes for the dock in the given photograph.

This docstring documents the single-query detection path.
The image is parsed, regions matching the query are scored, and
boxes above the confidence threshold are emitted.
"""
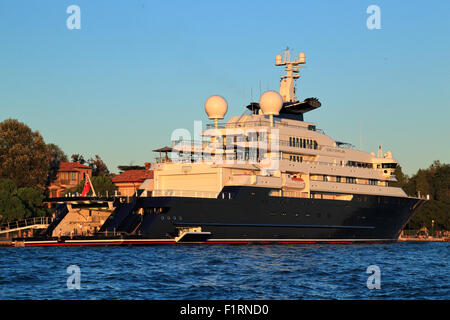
[398,236,449,242]
[0,240,12,247]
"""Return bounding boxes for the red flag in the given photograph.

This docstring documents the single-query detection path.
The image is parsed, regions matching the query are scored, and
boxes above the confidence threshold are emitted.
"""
[81,177,91,196]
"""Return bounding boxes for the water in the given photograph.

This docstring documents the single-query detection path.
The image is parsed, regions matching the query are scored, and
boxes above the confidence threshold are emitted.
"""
[0,242,448,300]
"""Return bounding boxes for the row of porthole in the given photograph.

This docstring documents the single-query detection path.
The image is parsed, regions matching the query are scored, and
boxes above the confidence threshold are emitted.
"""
[271,212,332,218]
[274,213,368,221]
[161,216,183,221]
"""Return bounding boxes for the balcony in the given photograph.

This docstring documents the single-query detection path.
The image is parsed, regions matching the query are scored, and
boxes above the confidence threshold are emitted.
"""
[206,120,325,134]
[57,179,78,186]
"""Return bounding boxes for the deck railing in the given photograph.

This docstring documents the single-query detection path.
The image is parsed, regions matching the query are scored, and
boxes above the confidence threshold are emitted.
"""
[206,120,326,134]
[152,189,218,199]
[0,217,52,232]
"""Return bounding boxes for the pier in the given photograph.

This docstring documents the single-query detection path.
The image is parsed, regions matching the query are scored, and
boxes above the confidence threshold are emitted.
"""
[0,217,52,246]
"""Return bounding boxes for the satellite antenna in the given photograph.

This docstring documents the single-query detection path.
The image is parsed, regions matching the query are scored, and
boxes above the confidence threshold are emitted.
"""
[205,95,228,129]
[259,90,283,127]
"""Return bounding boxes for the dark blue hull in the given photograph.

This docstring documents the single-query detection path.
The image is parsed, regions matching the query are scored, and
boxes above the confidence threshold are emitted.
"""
[103,186,425,242]
[13,186,425,246]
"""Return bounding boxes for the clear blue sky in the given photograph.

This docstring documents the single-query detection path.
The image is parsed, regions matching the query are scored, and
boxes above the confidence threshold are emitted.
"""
[0,0,449,175]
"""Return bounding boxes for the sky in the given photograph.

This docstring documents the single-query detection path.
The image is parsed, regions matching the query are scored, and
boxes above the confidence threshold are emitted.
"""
[0,0,449,175]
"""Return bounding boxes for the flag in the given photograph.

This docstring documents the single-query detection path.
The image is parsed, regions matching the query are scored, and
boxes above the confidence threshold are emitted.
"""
[81,177,91,196]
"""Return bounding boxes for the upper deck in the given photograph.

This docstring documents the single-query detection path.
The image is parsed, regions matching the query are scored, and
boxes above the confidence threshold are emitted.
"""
[150,47,405,199]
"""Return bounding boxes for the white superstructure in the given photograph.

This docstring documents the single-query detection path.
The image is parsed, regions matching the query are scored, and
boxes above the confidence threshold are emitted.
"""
[148,48,406,200]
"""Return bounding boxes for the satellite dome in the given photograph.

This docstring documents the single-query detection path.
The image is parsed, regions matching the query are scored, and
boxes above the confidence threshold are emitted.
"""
[259,90,283,116]
[298,52,306,63]
[275,54,282,65]
[205,95,228,119]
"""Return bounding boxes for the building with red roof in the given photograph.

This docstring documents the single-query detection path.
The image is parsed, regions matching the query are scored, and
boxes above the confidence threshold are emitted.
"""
[112,162,153,196]
[48,161,92,197]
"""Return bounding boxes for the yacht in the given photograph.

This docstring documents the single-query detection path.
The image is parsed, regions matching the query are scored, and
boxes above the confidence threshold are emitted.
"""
[13,48,425,246]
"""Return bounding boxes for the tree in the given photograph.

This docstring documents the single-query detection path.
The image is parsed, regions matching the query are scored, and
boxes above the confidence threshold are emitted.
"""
[404,161,450,232]
[88,155,110,177]
[0,178,17,195]
[390,165,409,188]
[0,119,49,191]
[118,165,145,173]
[71,154,85,164]
[65,176,116,197]
[47,143,68,187]
[90,176,116,195]
[0,179,48,222]
[0,190,26,222]
[17,187,47,218]
[48,143,68,164]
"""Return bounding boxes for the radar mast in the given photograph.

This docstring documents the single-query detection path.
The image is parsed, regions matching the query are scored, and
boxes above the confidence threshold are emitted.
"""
[275,47,306,103]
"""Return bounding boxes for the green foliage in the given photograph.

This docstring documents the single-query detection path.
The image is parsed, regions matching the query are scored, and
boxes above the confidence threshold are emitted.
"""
[400,161,450,231]
[0,119,50,192]
[47,143,68,163]
[65,176,116,196]
[17,187,47,218]
[90,176,116,195]
[0,178,17,194]
[47,143,68,188]
[71,154,110,176]
[0,179,48,222]
[405,200,449,231]
[0,191,26,222]
[390,165,409,188]
[71,154,85,164]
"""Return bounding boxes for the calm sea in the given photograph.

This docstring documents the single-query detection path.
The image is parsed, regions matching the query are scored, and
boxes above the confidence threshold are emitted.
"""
[0,242,448,300]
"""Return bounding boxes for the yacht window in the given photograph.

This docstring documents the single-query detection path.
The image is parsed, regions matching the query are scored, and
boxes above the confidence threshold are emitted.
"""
[346,177,356,184]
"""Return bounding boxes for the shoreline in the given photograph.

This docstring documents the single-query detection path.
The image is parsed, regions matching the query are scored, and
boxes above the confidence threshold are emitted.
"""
[398,237,449,242]
[0,240,12,247]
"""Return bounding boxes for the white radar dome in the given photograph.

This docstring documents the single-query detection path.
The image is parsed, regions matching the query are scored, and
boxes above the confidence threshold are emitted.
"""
[259,90,283,116]
[275,54,282,65]
[205,95,228,119]
[298,52,306,63]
